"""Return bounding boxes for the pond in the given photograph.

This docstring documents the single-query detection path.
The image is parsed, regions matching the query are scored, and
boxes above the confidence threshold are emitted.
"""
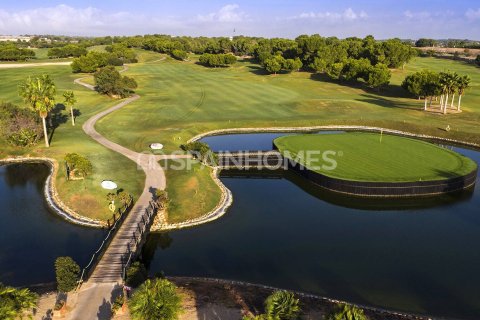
[144,132,480,319]
[0,163,105,288]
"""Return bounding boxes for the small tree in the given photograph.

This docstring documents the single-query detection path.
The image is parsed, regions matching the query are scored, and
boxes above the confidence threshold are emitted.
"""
[264,56,283,74]
[365,63,391,89]
[63,91,77,126]
[64,153,93,179]
[55,257,80,293]
[94,66,137,98]
[129,278,181,320]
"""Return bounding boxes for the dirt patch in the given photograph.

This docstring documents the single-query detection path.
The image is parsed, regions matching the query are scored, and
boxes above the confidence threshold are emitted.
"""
[69,193,104,218]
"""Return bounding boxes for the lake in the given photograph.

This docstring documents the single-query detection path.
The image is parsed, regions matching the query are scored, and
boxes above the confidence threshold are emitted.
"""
[144,132,480,319]
[0,163,105,288]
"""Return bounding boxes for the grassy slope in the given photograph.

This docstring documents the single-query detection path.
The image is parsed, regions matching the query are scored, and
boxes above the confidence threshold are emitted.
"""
[96,56,480,154]
[0,65,145,221]
[274,133,477,182]
[164,160,221,223]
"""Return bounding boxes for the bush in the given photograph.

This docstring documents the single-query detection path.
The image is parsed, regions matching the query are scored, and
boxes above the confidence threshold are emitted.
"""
[170,49,188,60]
[0,282,38,319]
[0,43,35,61]
[71,51,128,73]
[129,279,181,320]
[198,53,236,67]
[244,290,300,320]
[0,102,42,147]
[47,44,87,58]
[94,66,138,97]
[55,257,80,293]
[181,141,217,166]
[476,55,480,66]
[325,303,369,320]
[126,262,148,288]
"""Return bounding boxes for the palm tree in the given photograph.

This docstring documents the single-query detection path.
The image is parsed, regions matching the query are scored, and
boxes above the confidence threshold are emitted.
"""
[264,290,300,320]
[439,72,449,113]
[0,283,38,320]
[129,278,181,320]
[449,72,460,109]
[457,75,470,111]
[18,75,56,147]
[63,91,77,126]
[326,303,368,320]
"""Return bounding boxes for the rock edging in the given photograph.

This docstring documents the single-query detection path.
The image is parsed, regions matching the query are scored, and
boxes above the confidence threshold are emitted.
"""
[0,157,105,228]
[151,167,233,231]
[169,276,431,320]
[170,124,480,231]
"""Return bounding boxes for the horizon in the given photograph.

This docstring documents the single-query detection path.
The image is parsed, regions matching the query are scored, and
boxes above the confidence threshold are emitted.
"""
[0,1,479,39]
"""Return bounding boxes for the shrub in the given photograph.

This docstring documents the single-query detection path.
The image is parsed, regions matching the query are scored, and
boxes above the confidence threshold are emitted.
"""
[0,43,35,61]
[181,141,217,166]
[126,262,148,288]
[47,44,87,58]
[244,290,300,320]
[129,279,181,320]
[0,102,42,147]
[0,283,38,319]
[55,257,80,293]
[325,303,368,320]
[170,49,188,61]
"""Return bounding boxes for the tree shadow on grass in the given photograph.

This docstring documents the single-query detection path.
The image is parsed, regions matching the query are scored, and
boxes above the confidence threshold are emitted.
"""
[48,103,68,145]
[310,73,412,99]
[247,65,270,76]
[355,94,422,111]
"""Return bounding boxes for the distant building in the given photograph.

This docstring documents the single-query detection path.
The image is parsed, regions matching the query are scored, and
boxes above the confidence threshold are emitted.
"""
[0,35,32,42]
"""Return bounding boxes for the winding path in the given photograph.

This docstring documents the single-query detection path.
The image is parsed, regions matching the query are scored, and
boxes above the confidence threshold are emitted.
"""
[69,68,168,320]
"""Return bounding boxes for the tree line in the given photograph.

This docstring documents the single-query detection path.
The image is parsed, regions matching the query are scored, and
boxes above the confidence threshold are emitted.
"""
[402,70,471,113]
[0,43,35,61]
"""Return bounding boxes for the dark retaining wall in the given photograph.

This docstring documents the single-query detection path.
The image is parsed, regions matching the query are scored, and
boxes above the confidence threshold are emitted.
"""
[286,159,477,197]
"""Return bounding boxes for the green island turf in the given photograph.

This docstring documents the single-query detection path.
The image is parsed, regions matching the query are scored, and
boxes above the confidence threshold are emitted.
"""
[274,132,477,182]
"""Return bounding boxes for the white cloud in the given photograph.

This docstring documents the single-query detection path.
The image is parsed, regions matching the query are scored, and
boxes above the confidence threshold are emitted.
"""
[465,8,480,20]
[291,8,368,22]
[197,4,246,23]
[0,4,196,36]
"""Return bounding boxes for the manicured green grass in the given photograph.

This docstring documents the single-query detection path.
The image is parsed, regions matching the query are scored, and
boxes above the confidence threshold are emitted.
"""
[274,132,477,182]
[164,159,221,224]
[0,64,145,221]
[96,56,480,155]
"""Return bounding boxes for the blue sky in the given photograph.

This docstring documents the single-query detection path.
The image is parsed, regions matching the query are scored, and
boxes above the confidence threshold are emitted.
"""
[0,1,479,39]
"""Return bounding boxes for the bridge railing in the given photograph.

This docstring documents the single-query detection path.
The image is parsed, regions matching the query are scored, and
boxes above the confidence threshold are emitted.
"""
[77,195,134,287]
[122,200,158,280]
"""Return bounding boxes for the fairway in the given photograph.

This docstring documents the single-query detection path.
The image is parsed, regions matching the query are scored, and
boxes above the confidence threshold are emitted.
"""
[274,132,477,182]
[95,56,480,154]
